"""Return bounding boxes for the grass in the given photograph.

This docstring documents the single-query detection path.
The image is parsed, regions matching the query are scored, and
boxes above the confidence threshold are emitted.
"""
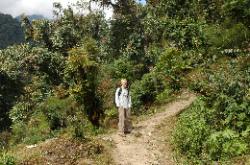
[2,136,114,165]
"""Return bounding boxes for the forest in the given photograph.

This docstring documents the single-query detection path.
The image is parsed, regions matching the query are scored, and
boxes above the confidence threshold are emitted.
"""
[0,0,249,164]
[0,13,24,49]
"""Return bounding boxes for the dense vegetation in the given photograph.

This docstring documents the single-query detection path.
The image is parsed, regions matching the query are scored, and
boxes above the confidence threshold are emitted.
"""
[0,0,249,164]
[0,13,24,49]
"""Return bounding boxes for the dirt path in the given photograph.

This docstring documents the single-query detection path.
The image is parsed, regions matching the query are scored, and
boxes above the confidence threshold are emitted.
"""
[109,92,196,165]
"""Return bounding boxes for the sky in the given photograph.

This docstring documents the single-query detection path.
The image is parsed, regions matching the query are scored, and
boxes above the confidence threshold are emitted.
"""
[0,0,146,19]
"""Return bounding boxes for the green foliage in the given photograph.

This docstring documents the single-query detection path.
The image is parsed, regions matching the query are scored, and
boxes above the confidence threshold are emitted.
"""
[0,13,24,49]
[31,19,52,49]
[9,102,33,123]
[38,96,86,139]
[204,23,250,49]
[10,96,89,143]
[174,54,250,161]
[65,106,86,139]
[0,152,16,165]
[173,97,250,161]
[0,44,31,131]
[162,19,206,49]
[0,70,23,131]
[0,0,250,163]
[38,97,71,130]
[144,44,163,66]
[143,16,206,49]
[22,6,108,53]
[0,43,65,131]
[206,129,248,160]
[173,98,211,159]
[111,58,134,80]
[0,132,11,150]
[104,107,118,119]
[155,87,173,103]
[10,111,51,145]
[147,0,224,22]
[64,41,103,126]
[9,122,26,144]
[142,16,164,44]
[223,0,250,26]
[130,72,165,111]
[108,1,141,56]
[155,48,205,91]
[0,44,64,85]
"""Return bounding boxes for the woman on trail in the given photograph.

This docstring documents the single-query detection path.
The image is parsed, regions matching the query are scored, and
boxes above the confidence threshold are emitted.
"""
[115,79,132,136]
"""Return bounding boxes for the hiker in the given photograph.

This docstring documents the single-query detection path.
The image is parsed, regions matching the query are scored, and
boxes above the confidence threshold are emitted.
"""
[115,79,132,136]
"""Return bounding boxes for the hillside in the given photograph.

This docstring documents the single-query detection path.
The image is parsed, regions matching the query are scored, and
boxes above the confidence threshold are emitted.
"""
[15,14,47,21]
[0,13,24,49]
[5,91,195,164]
[0,0,249,164]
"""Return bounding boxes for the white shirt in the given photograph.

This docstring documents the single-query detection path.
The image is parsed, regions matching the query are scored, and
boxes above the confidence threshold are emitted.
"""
[115,87,132,109]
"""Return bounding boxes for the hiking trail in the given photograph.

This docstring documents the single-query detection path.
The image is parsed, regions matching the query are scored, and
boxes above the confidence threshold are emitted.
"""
[105,91,196,165]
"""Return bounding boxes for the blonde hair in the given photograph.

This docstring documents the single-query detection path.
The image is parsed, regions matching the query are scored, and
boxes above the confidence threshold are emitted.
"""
[121,78,127,85]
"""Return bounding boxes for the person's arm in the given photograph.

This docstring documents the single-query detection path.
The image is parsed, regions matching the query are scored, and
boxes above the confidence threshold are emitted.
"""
[128,94,132,109]
[115,88,120,108]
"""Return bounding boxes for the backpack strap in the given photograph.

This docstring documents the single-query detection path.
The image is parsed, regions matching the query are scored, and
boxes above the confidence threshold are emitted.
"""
[118,87,122,97]
[118,87,130,97]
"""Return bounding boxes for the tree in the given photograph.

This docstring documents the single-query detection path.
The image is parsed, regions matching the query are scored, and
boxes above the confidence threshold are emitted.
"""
[223,0,250,26]
[64,39,103,126]
[0,13,24,49]
[0,70,23,131]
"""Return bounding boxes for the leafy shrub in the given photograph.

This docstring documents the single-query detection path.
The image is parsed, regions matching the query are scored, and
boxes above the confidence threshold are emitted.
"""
[130,72,165,111]
[161,18,206,49]
[0,152,16,165]
[9,102,33,123]
[38,96,88,139]
[8,75,56,128]
[10,111,51,144]
[155,48,206,91]
[173,98,211,158]
[214,95,250,132]
[66,110,85,139]
[38,97,72,130]
[174,98,249,160]
[64,45,103,126]
[144,43,163,66]
[24,112,52,144]
[103,107,119,128]
[97,73,116,110]
[0,44,65,131]
[155,87,173,104]
[204,23,250,49]
[104,107,118,119]
[223,0,250,26]
[10,95,96,143]
[205,129,248,160]
[9,122,27,144]
[174,54,250,161]
[111,57,134,80]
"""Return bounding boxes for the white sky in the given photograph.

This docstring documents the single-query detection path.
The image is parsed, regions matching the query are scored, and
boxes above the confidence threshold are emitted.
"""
[0,0,114,19]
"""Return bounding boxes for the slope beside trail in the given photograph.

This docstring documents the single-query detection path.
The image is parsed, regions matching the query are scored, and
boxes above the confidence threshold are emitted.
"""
[108,92,196,165]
